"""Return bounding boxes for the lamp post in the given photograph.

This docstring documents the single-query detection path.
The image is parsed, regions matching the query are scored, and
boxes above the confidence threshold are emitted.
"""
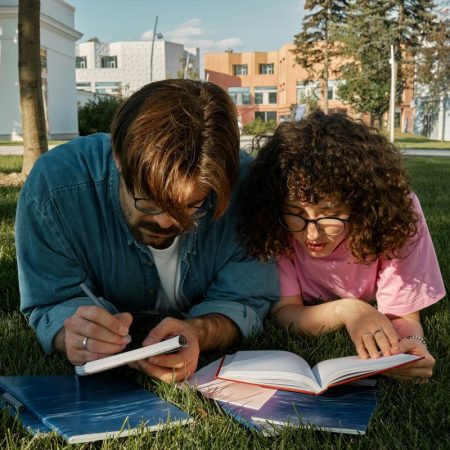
[150,16,158,82]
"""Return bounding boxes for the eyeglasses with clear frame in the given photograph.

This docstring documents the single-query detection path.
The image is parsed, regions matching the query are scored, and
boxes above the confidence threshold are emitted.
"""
[133,196,212,221]
[279,213,350,236]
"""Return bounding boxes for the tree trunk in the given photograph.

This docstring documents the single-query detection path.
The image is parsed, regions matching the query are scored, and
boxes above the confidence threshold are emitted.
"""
[18,0,48,176]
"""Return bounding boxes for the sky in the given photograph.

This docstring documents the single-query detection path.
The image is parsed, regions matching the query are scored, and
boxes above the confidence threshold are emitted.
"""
[68,0,306,53]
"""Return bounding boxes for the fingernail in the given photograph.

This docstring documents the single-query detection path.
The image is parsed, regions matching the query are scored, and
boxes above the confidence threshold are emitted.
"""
[119,326,129,335]
[143,337,156,346]
[123,335,131,344]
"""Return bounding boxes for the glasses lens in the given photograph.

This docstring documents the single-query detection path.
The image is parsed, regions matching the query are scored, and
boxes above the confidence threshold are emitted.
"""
[316,218,346,236]
[281,214,306,232]
[134,199,163,215]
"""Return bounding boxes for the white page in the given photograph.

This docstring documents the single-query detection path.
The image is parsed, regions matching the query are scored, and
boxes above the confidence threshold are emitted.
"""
[75,335,186,376]
[312,354,421,388]
[184,359,276,410]
[219,350,321,393]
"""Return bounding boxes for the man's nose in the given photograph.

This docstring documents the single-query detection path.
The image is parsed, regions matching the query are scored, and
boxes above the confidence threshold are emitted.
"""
[153,212,177,229]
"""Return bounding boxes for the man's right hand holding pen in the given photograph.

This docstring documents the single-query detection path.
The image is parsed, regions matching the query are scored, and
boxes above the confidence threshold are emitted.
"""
[53,282,133,366]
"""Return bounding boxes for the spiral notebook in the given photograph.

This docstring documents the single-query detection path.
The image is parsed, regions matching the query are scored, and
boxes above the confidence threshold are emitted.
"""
[0,374,192,444]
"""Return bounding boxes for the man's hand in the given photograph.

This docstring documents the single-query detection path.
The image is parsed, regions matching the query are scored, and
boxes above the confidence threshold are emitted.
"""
[134,314,239,382]
[385,337,435,381]
[133,317,200,382]
[54,306,133,365]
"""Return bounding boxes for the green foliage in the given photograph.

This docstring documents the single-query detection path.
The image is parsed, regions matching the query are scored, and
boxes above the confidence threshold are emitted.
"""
[415,15,450,108]
[78,96,124,136]
[292,0,350,111]
[0,155,449,448]
[242,119,277,135]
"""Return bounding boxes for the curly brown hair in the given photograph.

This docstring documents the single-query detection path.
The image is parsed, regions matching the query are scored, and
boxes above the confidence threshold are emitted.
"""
[239,112,418,263]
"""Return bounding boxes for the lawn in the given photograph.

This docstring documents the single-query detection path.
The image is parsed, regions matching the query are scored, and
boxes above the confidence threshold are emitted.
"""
[0,155,449,449]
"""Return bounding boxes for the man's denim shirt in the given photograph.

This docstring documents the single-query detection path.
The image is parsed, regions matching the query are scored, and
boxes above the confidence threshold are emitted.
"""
[16,133,279,353]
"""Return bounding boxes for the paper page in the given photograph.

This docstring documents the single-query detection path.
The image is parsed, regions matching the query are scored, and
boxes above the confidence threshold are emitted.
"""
[218,350,321,393]
[312,354,421,388]
[75,335,186,376]
[184,359,276,410]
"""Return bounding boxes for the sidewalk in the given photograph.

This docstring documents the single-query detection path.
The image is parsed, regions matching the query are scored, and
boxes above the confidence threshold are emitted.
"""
[1,142,450,157]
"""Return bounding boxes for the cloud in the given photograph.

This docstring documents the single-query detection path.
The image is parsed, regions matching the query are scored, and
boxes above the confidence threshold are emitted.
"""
[141,18,243,51]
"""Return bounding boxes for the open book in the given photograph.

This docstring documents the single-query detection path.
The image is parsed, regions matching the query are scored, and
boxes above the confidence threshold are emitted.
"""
[75,335,187,376]
[216,350,422,395]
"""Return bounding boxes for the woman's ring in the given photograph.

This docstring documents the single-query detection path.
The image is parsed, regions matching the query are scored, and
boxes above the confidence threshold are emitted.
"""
[373,329,383,335]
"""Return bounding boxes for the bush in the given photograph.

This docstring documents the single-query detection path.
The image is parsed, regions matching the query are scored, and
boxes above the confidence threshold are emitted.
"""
[243,118,277,135]
[78,96,124,136]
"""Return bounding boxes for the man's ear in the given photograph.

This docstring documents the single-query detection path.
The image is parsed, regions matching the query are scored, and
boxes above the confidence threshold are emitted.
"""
[113,154,122,172]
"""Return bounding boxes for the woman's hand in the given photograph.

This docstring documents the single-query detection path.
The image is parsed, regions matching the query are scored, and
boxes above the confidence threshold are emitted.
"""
[337,299,400,359]
[384,337,435,381]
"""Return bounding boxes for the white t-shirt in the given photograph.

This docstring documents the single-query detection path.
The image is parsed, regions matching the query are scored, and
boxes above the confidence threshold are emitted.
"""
[148,236,183,313]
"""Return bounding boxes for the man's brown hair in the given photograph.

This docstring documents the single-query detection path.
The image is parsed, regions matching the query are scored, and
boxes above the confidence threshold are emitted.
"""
[111,79,240,226]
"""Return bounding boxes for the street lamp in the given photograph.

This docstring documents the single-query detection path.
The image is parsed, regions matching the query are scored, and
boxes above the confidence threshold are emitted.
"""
[150,16,163,82]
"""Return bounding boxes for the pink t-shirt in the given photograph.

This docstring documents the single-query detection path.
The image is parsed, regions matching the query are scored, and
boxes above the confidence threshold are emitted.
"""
[278,194,446,316]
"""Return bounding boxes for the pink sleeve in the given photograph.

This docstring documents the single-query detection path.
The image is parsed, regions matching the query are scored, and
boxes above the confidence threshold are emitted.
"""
[277,255,302,297]
[376,194,446,316]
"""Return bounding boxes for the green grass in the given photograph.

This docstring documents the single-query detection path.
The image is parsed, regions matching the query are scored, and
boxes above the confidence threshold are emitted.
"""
[0,140,67,146]
[393,131,450,149]
[0,155,449,449]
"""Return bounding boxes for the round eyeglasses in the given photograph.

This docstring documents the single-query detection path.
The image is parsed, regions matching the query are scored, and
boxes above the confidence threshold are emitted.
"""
[279,214,350,236]
[133,196,212,220]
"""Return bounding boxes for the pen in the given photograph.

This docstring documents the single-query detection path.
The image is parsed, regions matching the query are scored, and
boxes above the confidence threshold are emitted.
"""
[80,282,104,308]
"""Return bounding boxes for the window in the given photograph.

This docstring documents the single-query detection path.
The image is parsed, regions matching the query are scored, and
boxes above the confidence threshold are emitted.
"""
[259,63,274,75]
[76,82,92,92]
[76,56,87,69]
[254,87,277,105]
[297,82,319,103]
[228,87,251,105]
[233,64,248,75]
[95,81,122,95]
[101,56,117,68]
[255,111,277,122]
[255,92,263,105]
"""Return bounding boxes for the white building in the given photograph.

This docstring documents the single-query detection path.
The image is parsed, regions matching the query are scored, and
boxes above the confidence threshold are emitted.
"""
[0,0,82,140]
[75,39,200,97]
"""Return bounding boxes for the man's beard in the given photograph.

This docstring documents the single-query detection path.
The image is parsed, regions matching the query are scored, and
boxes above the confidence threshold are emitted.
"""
[129,220,182,249]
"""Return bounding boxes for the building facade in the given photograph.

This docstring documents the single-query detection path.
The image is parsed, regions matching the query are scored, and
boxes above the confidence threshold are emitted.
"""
[0,0,82,140]
[75,40,200,97]
[205,43,413,132]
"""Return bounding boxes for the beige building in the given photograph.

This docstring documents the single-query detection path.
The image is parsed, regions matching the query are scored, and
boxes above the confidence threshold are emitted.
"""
[205,43,413,130]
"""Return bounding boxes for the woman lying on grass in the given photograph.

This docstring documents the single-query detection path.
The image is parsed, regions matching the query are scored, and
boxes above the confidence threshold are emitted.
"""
[239,112,446,380]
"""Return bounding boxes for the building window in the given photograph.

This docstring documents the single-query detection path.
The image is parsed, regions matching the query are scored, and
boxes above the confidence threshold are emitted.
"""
[233,64,248,75]
[76,82,92,92]
[255,111,277,122]
[95,81,122,95]
[228,87,251,105]
[259,63,274,75]
[254,86,277,105]
[76,56,87,69]
[101,56,117,68]
[297,82,320,103]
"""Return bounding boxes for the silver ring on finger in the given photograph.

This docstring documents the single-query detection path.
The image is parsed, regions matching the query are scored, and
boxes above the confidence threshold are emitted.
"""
[362,331,373,337]
[373,328,384,336]
[82,336,89,351]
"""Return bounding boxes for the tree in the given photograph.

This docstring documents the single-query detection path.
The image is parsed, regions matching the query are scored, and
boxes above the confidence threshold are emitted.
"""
[176,55,200,80]
[336,0,398,126]
[78,96,124,136]
[18,0,48,176]
[292,0,350,113]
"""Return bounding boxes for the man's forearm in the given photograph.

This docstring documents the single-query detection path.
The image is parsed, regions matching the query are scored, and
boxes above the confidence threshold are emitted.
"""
[186,314,240,351]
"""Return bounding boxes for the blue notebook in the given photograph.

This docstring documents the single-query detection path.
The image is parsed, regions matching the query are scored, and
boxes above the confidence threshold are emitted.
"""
[219,382,378,435]
[0,375,192,444]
